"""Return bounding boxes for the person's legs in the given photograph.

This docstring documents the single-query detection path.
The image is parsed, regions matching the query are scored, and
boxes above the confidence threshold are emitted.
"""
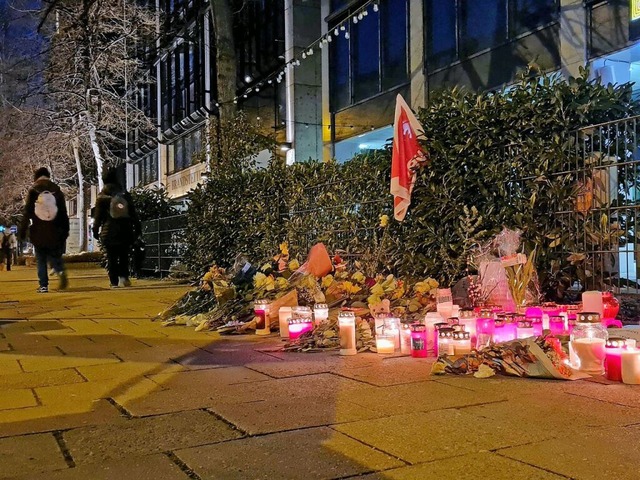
[105,246,120,286]
[117,245,131,286]
[5,250,10,271]
[34,246,49,290]
[49,245,67,290]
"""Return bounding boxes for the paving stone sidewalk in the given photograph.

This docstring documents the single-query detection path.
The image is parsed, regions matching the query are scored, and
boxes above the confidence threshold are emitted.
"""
[0,266,639,480]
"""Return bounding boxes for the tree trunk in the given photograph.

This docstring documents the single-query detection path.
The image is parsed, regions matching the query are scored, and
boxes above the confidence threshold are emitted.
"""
[210,0,236,121]
[71,135,87,251]
[86,116,104,191]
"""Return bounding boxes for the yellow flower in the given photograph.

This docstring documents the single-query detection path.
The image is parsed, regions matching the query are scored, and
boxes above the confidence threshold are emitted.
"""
[288,259,300,271]
[279,241,289,256]
[202,271,214,282]
[370,283,385,296]
[201,282,212,292]
[351,271,365,284]
[342,281,361,295]
[275,277,289,290]
[413,281,429,294]
[321,274,334,288]
[264,276,276,291]
[260,263,272,272]
[379,214,390,228]
[367,294,383,308]
[427,278,439,289]
[392,284,405,300]
[254,272,268,289]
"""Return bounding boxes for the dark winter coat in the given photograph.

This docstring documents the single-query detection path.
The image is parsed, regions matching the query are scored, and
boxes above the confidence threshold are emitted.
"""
[18,177,70,248]
[92,183,141,247]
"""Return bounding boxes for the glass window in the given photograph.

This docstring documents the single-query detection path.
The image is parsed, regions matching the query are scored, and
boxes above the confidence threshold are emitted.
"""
[381,0,408,90]
[460,0,507,57]
[353,10,380,101]
[426,0,457,69]
[589,1,629,59]
[511,0,557,36]
[331,0,350,12]
[175,138,185,171]
[330,30,351,110]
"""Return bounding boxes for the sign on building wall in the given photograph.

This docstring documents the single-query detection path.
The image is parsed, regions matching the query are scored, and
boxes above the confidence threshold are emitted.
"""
[633,0,640,21]
[166,162,207,199]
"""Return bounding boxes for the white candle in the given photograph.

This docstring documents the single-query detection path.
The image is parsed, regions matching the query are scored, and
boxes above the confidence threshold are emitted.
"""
[400,325,412,354]
[313,304,329,326]
[571,337,606,374]
[338,312,357,356]
[278,307,292,339]
[376,337,395,354]
[622,340,640,384]
[582,291,604,317]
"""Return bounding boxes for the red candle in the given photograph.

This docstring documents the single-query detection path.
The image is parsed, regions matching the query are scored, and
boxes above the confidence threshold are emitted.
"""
[549,316,565,335]
[605,337,626,382]
[410,323,428,358]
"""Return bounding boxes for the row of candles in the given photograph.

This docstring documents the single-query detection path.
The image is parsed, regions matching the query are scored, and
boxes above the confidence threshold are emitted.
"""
[253,300,640,385]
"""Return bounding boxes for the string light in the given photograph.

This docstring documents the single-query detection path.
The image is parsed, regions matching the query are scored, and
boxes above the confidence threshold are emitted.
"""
[334,28,339,36]
[373,2,378,11]
[353,16,358,23]
[302,52,306,59]
[345,31,350,39]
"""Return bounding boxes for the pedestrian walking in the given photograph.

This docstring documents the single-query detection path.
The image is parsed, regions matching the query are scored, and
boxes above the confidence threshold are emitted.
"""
[1,229,17,271]
[18,167,70,292]
[9,231,18,265]
[92,168,141,288]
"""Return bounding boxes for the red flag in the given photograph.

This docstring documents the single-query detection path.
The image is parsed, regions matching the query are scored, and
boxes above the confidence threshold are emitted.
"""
[390,94,428,221]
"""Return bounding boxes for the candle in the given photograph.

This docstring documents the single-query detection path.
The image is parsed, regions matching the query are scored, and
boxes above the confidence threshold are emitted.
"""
[338,312,357,356]
[376,334,395,354]
[433,322,449,356]
[410,323,428,358]
[571,337,606,375]
[516,318,535,338]
[453,330,472,355]
[476,317,495,349]
[529,316,543,337]
[424,312,445,356]
[622,340,640,384]
[254,299,271,336]
[313,303,329,326]
[400,324,412,354]
[605,337,626,382]
[385,316,401,350]
[548,315,565,336]
[278,306,292,338]
[582,291,604,317]
[288,318,313,340]
[438,328,455,356]
[458,309,477,347]
[436,288,454,319]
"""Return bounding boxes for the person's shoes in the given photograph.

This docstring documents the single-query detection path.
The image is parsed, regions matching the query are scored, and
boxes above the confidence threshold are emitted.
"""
[49,268,57,276]
[58,271,68,290]
[118,277,131,287]
[36,286,48,293]
[110,284,120,289]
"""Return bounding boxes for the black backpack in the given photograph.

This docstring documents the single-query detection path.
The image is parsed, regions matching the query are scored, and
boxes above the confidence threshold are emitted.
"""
[109,192,130,219]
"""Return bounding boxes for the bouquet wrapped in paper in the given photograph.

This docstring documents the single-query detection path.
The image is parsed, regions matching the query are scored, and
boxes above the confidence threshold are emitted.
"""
[431,335,587,380]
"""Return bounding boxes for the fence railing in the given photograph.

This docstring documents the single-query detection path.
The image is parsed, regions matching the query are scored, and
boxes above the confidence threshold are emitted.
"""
[140,214,188,276]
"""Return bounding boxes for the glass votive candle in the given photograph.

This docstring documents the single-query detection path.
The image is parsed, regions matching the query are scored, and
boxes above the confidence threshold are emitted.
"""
[516,318,534,339]
[313,303,329,326]
[529,316,543,337]
[476,317,495,349]
[570,312,607,375]
[288,306,313,340]
[254,299,271,335]
[605,337,626,382]
[622,339,640,385]
[384,315,401,350]
[338,311,357,356]
[400,323,412,354]
[376,333,396,354]
[424,313,445,356]
[447,317,460,326]
[410,323,428,358]
[438,327,456,356]
[549,315,565,336]
[493,318,507,344]
[453,331,472,355]
[458,309,477,347]
[278,306,292,339]
[433,322,449,356]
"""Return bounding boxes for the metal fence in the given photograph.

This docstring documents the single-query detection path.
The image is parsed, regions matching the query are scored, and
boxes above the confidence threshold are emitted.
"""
[567,116,640,294]
[140,214,188,276]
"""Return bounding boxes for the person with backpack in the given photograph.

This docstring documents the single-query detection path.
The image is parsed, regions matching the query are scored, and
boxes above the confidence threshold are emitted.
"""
[18,167,70,292]
[92,168,141,288]
[1,229,16,271]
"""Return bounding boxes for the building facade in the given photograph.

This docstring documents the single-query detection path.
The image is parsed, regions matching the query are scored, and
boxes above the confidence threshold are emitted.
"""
[126,0,640,187]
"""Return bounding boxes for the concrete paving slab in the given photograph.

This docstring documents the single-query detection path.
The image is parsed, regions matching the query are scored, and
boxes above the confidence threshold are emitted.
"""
[64,409,242,465]
[6,453,190,480]
[146,366,271,390]
[354,452,566,479]
[333,409,555,464]
[0,388,37,410]
[0,399,123,438]
[559,380,640,408]
[0,433,67,479]
[0,369,84,390]
[77,361,184,382]
[175,426,404,479]
[0,357,24,375]
[334,356,438,386]
[499,425,640,480]
[14,353,121,372]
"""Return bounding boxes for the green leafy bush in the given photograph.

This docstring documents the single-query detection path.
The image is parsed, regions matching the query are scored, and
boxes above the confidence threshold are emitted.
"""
[130,185,178,221]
